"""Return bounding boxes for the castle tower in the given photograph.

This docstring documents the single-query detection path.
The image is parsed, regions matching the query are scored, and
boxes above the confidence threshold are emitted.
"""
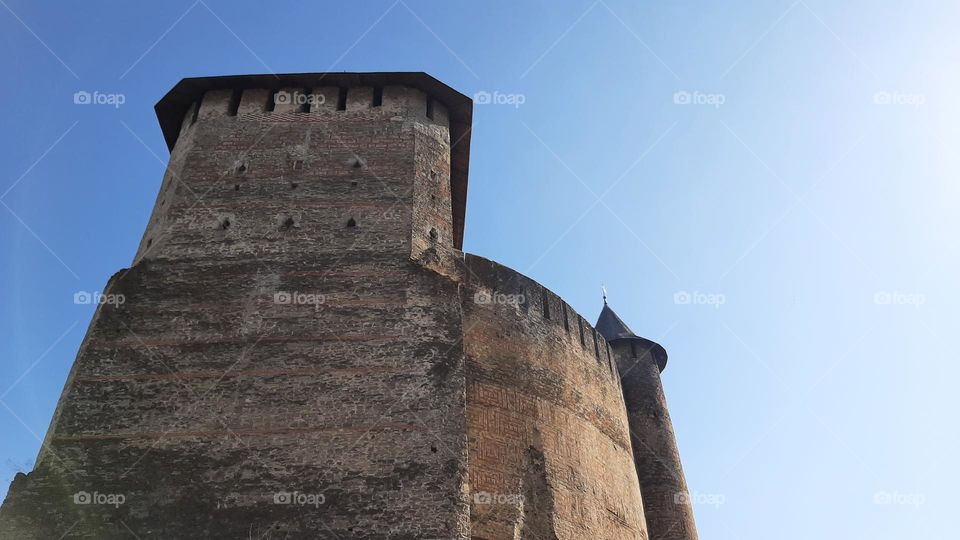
[1,72,697,539]
[0,73,474,539]
[597,302,699,540]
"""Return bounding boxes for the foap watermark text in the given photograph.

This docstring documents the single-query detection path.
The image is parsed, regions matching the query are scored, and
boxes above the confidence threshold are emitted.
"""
[474,290,525,306]
[74,91,125,108]
[474,90,526,108]
[874,491,925,506]
[273,491,325,508]
[474,491,524,505]
[675,491,725,508]
[674,90,725,108]
[674,290,725,308]
[274,291,326,311]
[73,490,125,508]
[874,291,925,307]
[873,91,925,108]
[274,90,325,108]
[74,291,125,306]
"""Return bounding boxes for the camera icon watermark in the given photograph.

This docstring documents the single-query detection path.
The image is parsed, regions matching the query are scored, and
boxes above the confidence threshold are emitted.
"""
[74,291,126,307]
[873,91,925,108]
[673,90,725,108]
[674,290,725,309]
[73,91,126,108]
[73,490,126,508]
[474,90,526,108]
[273,491,325,508]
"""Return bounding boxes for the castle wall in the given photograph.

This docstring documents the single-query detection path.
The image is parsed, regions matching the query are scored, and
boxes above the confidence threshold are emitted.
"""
[0,73,692,539]
[0,84,469,539]
[460,254,649,540]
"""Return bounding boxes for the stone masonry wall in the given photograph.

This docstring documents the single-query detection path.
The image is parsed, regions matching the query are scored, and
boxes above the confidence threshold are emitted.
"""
[0,83,469,539]
[460,254,649,540]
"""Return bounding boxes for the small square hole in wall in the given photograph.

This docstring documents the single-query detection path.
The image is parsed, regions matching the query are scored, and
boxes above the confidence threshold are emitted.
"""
[228,89,242,116]
[293,160,304,170]
[301,88,312,113]
[190,98,201,124]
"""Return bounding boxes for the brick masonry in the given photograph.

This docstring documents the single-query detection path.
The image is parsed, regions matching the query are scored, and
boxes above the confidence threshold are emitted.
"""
[0,73,697,539]
[461,255,648,539]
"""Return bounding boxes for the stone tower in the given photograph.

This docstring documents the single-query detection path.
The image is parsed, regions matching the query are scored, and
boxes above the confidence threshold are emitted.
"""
[0,73,698,539]
[597,302,699,540]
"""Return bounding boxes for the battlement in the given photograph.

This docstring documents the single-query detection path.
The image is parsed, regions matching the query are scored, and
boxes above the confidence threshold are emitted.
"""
[179,84,450,131]
[462,253,622,388]
[154,72,473,249]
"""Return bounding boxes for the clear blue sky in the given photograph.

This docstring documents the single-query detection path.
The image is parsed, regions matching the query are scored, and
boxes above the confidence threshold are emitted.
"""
[1,1,956,537]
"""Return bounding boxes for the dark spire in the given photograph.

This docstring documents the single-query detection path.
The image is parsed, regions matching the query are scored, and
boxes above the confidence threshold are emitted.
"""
[595,302,639,342]
[595,302,669,372]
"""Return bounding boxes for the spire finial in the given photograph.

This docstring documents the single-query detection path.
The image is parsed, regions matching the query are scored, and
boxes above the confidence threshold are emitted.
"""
[602,285,608,305]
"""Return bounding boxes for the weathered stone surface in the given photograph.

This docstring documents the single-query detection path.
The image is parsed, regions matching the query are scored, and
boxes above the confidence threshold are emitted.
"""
[461,255,648,539]
[611,340,699,540]
[0,73,697,540]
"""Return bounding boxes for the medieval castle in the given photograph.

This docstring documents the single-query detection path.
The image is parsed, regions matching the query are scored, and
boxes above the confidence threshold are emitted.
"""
[0,73,698,539]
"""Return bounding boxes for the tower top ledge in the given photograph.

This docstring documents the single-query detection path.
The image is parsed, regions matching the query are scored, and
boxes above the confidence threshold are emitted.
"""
[154,71,473,249]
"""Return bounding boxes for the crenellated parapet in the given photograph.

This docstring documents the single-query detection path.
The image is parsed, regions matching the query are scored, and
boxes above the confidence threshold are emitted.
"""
[177,83,451,136]
[461,253,623,387]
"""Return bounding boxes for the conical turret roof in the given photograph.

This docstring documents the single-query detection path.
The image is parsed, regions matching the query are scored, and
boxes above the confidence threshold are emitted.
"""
[596,302,639,342]
[595,301,669,372]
